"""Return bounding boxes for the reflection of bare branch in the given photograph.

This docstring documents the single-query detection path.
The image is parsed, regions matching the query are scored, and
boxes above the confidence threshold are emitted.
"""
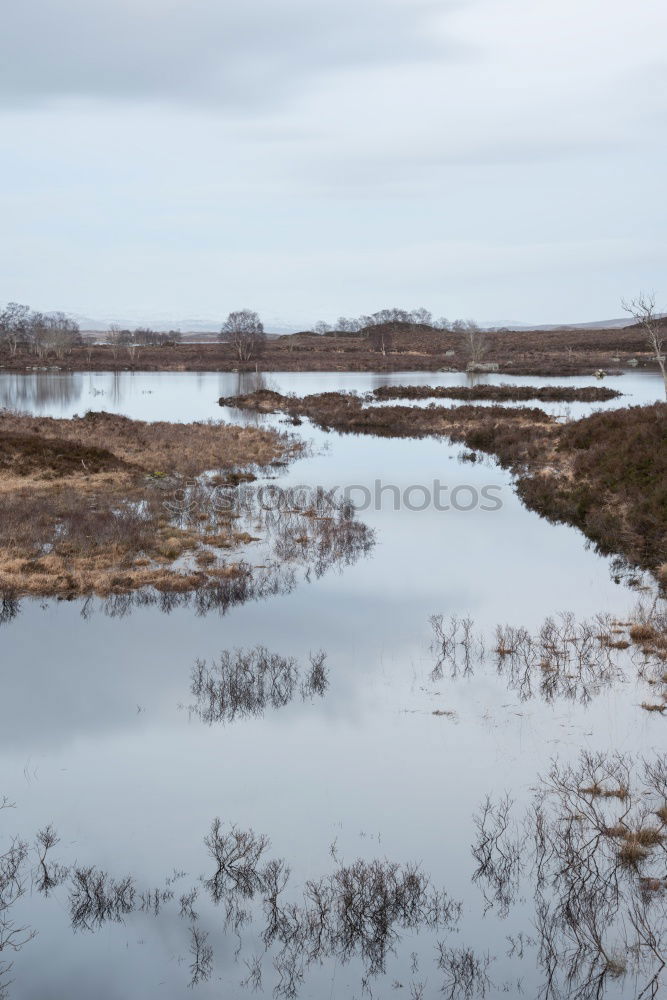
[475,751,667,999]
[472,794,523,916]
[34,825,68,896]
[436,944,493,1000]
[191,647,329,725]
[431,607,667,708]
[0,833,35,999]
[188,924,213,986]
[240,953,263,992]
[300,651,329,700]
[69,867,135,930]
[179,886,199,921]
[430,615,481,679]
[204,819,270,902]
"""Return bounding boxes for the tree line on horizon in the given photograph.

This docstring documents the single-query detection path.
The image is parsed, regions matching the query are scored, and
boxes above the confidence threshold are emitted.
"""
[218,307,486,363]
[2,297,664,392]
[0,302,83,360]
[0,302,184,361]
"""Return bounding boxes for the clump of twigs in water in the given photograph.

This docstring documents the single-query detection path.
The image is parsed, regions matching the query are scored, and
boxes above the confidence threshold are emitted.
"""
[429,614,484,679]
[471,750,667,999]
[430,603,667,707]
[300,650,329,699]
[436,944,493,1000]
[494,612,632,705]
[471,794,523,918]
[0,595,19,628]
[0,807,33,1000]
[261,856,461,995]
[190,646,329,724]
[69,867,136,930]
[188,924,213,985]
[34,824,68,896]
[204,819,271,903]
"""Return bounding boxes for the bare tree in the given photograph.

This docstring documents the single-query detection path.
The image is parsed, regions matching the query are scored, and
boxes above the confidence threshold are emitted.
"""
[457,320,488,367]
[106,324,124,361]
[0,303,31,355]
[367,326,393,356]
[334,316,361,335]
[410,306,432,326]
[220,310,266,363]
[39,313,81,360]
[622,292,667,396]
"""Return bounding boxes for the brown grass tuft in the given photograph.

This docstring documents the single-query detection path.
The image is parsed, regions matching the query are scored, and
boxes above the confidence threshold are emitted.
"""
[0,410,301,597]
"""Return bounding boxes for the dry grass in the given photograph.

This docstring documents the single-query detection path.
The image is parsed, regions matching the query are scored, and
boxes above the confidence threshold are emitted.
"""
[579,783,630,801]
[630,827,665,846]
[0,410,296,479]
[630,623,659,643]
[617,841,649,866]
[0,410,300,597]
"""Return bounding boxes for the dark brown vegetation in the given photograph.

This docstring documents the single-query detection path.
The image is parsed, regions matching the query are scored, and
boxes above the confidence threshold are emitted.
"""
[1,320,664,375]
[0,410,301,597]
[518,403,667,575]
[371,383,622,402]
[223,390,667,576]
[222,388,553,438]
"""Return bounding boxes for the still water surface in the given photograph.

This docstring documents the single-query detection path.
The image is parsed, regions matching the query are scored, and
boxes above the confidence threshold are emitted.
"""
[0,370,664,999]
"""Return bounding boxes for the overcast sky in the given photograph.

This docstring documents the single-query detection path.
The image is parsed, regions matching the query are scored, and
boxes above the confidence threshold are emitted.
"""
[1,0,666,328]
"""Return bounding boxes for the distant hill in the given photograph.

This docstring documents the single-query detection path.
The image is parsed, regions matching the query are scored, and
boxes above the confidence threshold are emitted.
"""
[63,310,659,336]
[494,316,633,331]
[72,313,299,336]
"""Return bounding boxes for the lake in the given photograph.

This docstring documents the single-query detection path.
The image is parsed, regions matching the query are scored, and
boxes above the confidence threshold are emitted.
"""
[0,369,664,1000]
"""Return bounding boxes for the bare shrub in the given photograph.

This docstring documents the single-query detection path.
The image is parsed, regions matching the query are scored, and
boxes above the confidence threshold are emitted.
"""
[69,867,136,930]
[204,819,271,902]
[191,646,322,723]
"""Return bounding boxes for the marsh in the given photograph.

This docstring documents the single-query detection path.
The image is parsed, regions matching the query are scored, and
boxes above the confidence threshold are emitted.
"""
[0,367,665,999]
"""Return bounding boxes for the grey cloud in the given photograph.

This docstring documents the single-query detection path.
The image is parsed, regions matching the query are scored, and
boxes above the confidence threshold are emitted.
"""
[0,0,453,108]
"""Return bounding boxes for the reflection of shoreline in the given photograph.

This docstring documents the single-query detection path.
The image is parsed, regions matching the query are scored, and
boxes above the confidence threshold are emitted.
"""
[0,372,84,411]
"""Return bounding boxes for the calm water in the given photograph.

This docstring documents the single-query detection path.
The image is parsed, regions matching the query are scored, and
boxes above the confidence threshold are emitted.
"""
[0,370,664,999]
